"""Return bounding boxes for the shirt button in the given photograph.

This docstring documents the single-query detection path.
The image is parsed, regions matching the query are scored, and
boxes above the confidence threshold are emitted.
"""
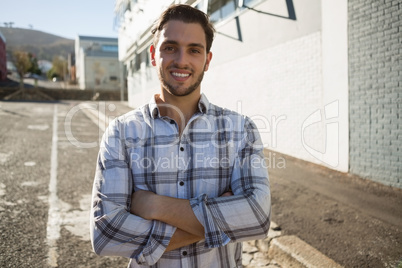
[179,181,184,186]
[182,251,187,256]
[180,147,184,151]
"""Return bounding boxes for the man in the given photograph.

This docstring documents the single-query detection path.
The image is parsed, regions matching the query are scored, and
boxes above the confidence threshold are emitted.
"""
[90,4,271,267]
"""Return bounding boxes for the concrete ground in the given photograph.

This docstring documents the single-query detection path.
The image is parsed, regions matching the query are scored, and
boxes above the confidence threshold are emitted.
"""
[268,149,402,267]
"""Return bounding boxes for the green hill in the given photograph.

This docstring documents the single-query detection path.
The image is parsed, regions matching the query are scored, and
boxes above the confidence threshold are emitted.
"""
[0,27,74,61]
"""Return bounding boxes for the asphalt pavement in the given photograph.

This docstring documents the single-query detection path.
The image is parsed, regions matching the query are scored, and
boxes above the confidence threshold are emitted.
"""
[0,101,128,267]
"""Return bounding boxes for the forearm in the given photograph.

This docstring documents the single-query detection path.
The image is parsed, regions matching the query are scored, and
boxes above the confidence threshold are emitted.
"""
[131,190,205,237]
[154,195,205,237]
[165,228,203,252]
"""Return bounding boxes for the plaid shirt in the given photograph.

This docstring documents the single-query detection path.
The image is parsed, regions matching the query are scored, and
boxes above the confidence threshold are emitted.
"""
[90,94,271,267]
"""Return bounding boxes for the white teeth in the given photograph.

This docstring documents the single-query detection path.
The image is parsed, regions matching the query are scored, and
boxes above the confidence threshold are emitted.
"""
[172,72,189,78]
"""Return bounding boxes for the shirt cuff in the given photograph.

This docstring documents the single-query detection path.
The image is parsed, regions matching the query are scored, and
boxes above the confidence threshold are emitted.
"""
[136,222,177,266]
[190,194,231,248]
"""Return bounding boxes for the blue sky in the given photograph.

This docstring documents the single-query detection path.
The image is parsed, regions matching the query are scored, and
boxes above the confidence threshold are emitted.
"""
[0,0,118,40]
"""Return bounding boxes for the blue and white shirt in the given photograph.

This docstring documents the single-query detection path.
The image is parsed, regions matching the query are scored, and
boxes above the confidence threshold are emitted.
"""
[90,94,271,267]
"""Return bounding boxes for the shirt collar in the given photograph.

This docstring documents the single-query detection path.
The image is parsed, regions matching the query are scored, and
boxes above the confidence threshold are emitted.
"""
[149,93,210,119]
[149,95,160,119]
[198,93,209,114]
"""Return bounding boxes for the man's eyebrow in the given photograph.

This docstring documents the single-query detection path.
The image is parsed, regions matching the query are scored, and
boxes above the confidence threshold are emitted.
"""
[188,43,205,49]
[161,40,205,49]
[162,40,179,46]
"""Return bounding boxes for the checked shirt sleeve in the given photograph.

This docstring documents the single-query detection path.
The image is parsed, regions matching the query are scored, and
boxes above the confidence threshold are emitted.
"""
[90,118,176,265]
[190,117,271,248]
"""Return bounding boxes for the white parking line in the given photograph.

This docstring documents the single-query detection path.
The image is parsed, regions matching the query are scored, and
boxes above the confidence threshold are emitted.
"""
[79,102,107,131]
[46,105,61,267]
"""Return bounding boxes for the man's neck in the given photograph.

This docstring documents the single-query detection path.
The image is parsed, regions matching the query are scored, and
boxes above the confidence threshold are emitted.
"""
[156,91,201,133]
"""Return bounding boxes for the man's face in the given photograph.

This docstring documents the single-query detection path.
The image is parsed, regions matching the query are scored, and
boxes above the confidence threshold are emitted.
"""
[151,20,212,97]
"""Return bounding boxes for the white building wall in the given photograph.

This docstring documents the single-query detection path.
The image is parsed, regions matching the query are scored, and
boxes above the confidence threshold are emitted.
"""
[84,57,120,90]
[118,0,174,62]
[320,0,348,171]
[203,32,325,166]
[78,47,86,90]
[75,38,83,88]
[75,36,121,90]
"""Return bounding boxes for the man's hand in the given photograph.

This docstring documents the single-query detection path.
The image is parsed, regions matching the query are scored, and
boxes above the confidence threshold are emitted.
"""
[221,191,233,197]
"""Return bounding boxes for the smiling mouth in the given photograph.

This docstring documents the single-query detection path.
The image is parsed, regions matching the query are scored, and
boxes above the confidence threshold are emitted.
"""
[171,72,190,78]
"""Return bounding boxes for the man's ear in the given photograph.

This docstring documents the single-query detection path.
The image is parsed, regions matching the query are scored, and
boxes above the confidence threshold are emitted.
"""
[150,45,156,66]
[204,52,213,72]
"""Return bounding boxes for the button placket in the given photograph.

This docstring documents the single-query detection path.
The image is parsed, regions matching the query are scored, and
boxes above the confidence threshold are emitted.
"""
[180,248,189,267]
[177,141,187,198]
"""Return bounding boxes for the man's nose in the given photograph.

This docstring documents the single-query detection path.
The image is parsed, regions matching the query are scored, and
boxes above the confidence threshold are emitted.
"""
[174,49,188,67]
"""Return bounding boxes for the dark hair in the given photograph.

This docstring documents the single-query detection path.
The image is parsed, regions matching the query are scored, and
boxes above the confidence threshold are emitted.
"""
[151,4,215,53]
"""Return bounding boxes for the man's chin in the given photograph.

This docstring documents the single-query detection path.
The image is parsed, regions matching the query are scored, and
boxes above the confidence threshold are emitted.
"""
[164,84,200,97]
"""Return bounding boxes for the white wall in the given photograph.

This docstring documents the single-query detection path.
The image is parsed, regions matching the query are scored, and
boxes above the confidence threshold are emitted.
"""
[203,32,326,167]
[84,57,120,90]
[320,0,348,172]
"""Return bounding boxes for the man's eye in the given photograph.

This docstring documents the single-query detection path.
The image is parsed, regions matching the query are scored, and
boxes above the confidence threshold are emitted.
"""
[164,47,175,52]
[191,49,200,54]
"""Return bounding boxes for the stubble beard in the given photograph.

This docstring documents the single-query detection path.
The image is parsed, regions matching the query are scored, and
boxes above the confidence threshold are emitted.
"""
[159,64,206,97]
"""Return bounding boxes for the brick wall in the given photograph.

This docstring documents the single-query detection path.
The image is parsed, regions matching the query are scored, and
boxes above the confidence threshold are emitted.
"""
[348,0,401,187]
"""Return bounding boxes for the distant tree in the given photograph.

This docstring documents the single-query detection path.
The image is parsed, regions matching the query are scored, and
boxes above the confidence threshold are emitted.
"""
[3,22,14,28]
[48,56,67,80]
[46,68,59,80]
[12,50,32,89]
[28,53,42,75]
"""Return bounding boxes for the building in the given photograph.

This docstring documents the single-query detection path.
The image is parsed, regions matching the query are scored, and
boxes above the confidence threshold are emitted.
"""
[116,0,401,188]
[0,31,6,81]
[75,35,121,90]
[67,53,76,83]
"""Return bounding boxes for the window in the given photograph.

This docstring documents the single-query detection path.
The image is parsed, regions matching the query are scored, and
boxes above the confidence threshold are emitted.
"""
[145,51,150,66]
[102,45,118,52]
[208,0,237,23]
[135,55,141,71]
[243,0,260,7]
